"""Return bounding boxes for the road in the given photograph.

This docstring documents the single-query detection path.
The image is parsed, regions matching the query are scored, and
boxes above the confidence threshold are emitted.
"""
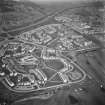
[2,4,93,35]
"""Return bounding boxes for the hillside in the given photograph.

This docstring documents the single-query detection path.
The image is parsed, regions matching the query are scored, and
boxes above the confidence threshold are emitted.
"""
[0,0,46,31]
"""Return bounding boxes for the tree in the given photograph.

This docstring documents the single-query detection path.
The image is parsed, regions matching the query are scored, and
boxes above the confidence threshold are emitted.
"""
[0,0,16,12]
